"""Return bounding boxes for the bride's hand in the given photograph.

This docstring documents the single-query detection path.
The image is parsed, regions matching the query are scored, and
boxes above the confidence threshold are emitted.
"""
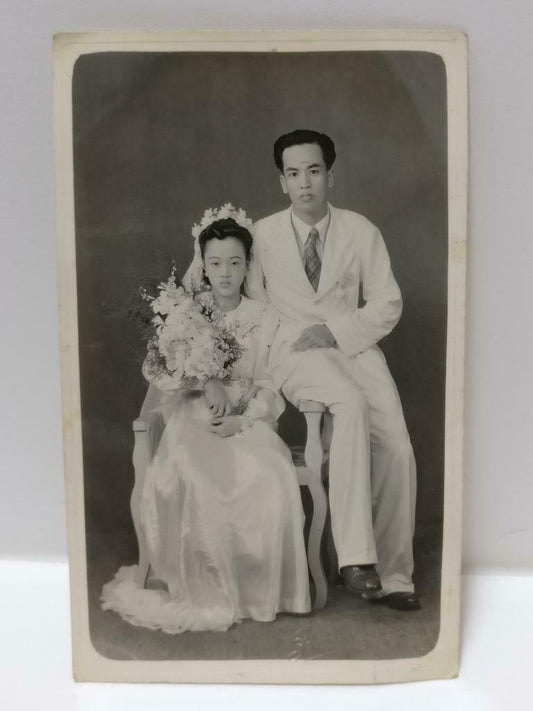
[209,416,243,438]
[203,378,232,416]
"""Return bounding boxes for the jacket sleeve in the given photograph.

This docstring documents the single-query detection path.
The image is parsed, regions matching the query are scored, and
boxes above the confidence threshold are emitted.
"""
[242,306,285,426]
[326,225,403,356]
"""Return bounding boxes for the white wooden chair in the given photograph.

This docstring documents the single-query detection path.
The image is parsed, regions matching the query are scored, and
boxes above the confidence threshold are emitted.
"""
[130,400,332,609]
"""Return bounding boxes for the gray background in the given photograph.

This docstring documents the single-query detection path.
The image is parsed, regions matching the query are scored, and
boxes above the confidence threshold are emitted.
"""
[1,0,532,579]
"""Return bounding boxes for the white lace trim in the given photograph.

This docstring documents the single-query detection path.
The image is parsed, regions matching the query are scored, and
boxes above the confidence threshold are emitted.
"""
[223,297,267,337]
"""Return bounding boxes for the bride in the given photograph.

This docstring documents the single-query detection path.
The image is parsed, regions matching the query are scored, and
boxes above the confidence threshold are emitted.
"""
[101,206,311,633]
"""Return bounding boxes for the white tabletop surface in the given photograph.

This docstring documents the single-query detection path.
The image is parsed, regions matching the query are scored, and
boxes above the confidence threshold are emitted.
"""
[1,561,531,710]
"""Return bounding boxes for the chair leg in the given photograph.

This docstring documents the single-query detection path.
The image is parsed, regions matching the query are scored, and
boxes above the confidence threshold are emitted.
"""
[307,479,328,609]
[301,408,329,609]
[130,478,151,588]
[136,554,151,588]
[323,507,341,584]
[131,425,155,588]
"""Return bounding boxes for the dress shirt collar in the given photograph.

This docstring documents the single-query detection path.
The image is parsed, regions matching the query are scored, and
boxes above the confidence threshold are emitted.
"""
[290,208,330,246]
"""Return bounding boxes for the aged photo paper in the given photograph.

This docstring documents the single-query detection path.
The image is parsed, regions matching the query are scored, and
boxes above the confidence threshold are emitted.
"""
[54,29,467,684]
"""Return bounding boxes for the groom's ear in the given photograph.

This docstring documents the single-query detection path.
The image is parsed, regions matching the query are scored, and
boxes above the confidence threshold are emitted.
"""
[327,169,335,188]
[279,173,289,195]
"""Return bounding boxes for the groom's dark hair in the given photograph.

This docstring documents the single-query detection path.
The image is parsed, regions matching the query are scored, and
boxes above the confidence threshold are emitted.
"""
[273,129,336,172]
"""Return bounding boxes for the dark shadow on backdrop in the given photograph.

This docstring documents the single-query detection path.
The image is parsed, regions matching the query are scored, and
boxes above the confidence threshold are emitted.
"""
[72,50,447,650]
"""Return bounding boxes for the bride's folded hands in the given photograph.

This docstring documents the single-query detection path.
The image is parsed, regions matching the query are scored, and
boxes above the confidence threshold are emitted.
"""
[209,415,242,438]
[203,377,233,416]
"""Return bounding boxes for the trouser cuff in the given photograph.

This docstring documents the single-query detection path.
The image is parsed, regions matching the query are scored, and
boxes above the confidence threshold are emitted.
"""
[337,551,378,572]
[377,578,415,596]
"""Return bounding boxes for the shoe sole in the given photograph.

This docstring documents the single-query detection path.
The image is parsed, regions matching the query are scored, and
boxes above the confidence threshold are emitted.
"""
[345,580,383,595]
[370,594,421,612]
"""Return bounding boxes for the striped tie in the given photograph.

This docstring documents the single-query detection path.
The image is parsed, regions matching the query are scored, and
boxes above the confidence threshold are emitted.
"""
[303,227,321,291]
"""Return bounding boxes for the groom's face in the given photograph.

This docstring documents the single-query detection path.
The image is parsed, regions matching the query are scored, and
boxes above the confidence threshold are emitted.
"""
[279,143,333,218]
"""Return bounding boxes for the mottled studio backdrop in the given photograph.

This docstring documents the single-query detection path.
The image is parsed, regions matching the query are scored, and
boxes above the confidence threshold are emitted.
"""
[72,51,447,591]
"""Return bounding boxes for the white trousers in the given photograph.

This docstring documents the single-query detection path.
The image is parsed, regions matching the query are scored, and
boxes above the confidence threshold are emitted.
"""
[282,345,416,595]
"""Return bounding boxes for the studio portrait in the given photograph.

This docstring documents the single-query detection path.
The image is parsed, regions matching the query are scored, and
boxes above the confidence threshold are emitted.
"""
[65,43,452,669]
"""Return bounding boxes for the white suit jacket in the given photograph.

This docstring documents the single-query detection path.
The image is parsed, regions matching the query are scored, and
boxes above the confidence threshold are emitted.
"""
[246,204,403,388]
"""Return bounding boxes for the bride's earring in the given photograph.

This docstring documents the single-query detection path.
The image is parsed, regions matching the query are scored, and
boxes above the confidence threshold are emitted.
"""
[202,267,211,289]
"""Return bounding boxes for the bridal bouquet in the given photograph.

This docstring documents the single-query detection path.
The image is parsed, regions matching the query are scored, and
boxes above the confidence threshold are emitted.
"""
[140,265,243,388]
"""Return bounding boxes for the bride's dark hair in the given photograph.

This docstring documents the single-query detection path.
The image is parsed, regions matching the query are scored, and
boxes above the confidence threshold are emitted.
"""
[198,218,253,262]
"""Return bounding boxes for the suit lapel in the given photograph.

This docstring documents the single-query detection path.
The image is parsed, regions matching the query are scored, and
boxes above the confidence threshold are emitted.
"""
[316,205,354,298]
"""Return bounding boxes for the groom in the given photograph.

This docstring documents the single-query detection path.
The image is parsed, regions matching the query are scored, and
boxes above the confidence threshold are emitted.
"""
[247,129,419,611]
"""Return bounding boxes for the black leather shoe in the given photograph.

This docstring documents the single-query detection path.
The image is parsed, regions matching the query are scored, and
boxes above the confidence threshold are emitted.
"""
[371,592,421,611]
[341,565,382,594]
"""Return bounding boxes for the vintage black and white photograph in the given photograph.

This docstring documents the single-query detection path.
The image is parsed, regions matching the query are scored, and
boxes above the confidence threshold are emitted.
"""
[54,30,467,684]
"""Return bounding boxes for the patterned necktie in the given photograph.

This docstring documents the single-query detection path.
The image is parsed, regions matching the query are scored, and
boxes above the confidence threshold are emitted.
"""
[303,226,321,291]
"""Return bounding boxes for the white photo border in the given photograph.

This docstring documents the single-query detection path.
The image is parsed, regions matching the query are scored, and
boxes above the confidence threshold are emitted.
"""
[54,29,468,684]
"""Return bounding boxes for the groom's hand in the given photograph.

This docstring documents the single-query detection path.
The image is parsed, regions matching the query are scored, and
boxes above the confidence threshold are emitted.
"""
[292,324,337,352]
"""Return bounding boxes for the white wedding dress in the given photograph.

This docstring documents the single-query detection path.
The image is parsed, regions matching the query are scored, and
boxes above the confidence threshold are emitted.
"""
[101,297,311,633]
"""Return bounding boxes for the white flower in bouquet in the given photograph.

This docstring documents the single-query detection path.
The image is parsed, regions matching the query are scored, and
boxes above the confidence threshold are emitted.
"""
[160,339,188,377]
[143,266,187,316]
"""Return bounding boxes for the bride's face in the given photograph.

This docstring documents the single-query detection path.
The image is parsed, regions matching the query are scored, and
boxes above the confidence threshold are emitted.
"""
[203,237,247,299]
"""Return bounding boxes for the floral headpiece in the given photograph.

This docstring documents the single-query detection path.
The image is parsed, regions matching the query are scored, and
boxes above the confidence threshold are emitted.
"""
[191,203,254,240]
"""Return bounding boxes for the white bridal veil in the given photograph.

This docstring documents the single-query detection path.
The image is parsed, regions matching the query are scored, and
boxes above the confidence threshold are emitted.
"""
[181,203,267,301]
